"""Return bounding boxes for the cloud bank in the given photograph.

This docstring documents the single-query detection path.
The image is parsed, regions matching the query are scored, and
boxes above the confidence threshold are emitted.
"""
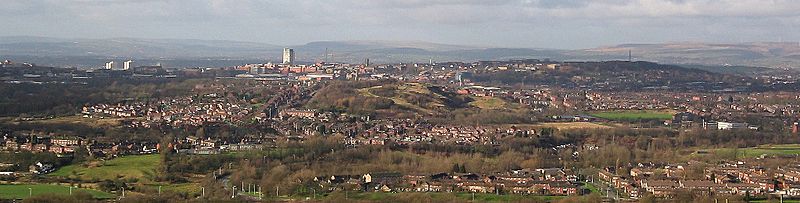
[2,0,799,48]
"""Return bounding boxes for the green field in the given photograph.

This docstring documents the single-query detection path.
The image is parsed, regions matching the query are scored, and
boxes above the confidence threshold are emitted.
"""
[583,182,601,194]
[13,115,126,128]
[714,144,800,158]
[469,96,507,110]
[145,183,203,196]
[50,154,160,181]
[336,192,566,202]
[590,110,673,121]
[359,83,451,115]
[751,200,800,203]
[0,184,115,200]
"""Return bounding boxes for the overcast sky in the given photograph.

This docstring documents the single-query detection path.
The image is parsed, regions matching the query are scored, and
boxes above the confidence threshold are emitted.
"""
[2,0,800,49]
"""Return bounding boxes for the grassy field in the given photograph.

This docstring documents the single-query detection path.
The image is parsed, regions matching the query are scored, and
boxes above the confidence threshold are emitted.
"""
[714,144,800,158]
[583,182,601,194]
[10,115,127,128]
[145,183,203,196]
[507,122,613,130]
[50,154,160,182]
[590,110,673,121]
[342,192,565,202]
[0,184,115,200]
[751,200,800,203]
[469,96,507,110]
[359,83,446,114]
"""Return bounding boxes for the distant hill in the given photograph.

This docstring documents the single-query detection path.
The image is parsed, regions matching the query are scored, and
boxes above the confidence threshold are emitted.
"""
[306,81,472,118]
[3,36,800,69]
[472,61,764,91]
[306,81,533,123]
[578,42,800,68]
[0,36,282,59]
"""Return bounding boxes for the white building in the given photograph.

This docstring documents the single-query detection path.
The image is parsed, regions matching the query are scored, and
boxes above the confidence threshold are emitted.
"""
[716,122,749,130]
[282,48,294,65]
[704,121,750,130]
[104,61,115,70]
[123,60,134,70]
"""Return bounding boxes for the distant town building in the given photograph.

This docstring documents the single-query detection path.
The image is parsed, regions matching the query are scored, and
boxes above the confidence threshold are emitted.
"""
[456,71,473,84]
[282,48,295,65]
[123,60,134,70]
[704,121,751,130]
[279,109,316,118]
[52,138,81,146]
[105,61,115,70]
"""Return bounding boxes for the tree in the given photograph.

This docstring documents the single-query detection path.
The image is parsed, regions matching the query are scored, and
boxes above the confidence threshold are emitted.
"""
[158,134,175,181]
[639,194,657,203]
[195,127,205,138]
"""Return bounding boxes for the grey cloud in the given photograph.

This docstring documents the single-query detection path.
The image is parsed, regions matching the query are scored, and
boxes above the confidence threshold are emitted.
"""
[1,0,799,49]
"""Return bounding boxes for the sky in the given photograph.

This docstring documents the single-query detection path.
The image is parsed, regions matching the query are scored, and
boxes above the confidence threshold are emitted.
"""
[2,0,800,49]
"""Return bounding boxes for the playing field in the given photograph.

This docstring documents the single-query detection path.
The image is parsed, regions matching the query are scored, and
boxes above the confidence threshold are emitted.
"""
[712,144,800,158]
[344,192,566,202]
[590,110,673,121]
[13,115,127,128]
[0,184,114,200]
[145,183,203,196]
[50,154,160,181]
[507,122,613,130]
[738,144,800,158]
[751,200,800,203]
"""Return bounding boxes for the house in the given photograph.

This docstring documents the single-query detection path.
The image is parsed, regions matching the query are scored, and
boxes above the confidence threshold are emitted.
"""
[641,180,679,197]
[535,168,573,181]
[414,181,449,192]
[598,170,617,182]
[504,182,539,194]
[378,184,392,192]
[280,109,317,118]
[630,168,657,179]
[783,170,800,182]
[725,183,762,195]
[785,184,800,196]
[458,181,495,193]
[4,140,19,151]
[51,138,81,146]
[454,173,481,181]
[364,172,403,185]
[546,181,579,195]
[496,175,533,184]
[49,145,77,154]
[680,180,725,195]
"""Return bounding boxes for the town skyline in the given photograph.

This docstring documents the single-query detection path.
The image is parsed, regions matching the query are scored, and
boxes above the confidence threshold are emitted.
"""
[5,1,800,202]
